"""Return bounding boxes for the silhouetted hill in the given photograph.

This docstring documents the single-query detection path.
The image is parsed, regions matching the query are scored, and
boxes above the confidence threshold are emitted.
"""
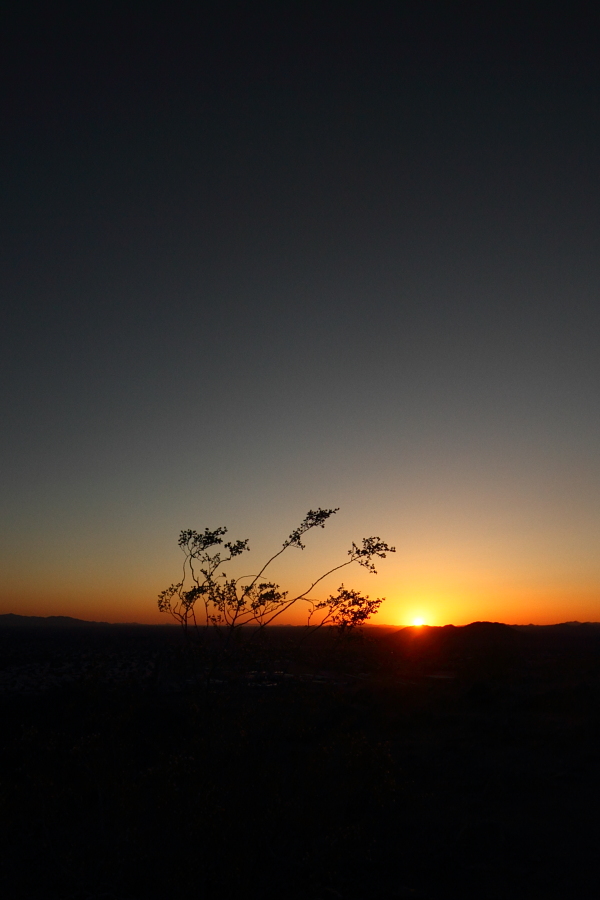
[514,621,600,632]
[0,613,170,629]
[511,620,600,650]
[384,622,526,677]
[2,615,600,899]
[388,620,519,649]
[0,613,115,627]
[382,620,600,683]
[389,621,600,646]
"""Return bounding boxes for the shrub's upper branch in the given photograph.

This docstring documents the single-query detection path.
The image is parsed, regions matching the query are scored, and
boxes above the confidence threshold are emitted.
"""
[158,510,395,640]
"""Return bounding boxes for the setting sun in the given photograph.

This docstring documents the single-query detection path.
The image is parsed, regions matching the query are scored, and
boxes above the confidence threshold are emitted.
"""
[412,618,425,627]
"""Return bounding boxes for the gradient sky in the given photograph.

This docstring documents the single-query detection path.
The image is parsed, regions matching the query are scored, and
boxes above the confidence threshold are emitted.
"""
[3,3,600,625]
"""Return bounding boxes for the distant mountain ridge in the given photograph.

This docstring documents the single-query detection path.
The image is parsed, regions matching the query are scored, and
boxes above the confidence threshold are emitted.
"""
[391,620,600,634]
[1,614,599,630]
[0,613,130,627]
[385,620,600,662]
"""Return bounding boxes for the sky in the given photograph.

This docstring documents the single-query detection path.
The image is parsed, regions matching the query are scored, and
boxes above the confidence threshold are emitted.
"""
[2,2,600,626]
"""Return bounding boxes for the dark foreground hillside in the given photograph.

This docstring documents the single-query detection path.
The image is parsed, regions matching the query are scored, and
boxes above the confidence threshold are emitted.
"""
[1,621,600,899]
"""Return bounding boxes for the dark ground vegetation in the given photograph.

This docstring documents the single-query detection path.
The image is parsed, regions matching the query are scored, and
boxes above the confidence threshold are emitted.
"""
[1,620,600,900]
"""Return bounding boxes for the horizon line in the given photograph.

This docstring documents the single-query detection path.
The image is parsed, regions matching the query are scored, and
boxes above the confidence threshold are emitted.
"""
[1,613,599,629]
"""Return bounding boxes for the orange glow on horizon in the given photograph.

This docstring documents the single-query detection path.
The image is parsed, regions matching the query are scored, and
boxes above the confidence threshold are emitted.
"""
[4,573,600,628]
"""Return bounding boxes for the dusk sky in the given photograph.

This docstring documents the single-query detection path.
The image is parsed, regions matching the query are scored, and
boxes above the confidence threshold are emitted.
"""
[3,3,600,626]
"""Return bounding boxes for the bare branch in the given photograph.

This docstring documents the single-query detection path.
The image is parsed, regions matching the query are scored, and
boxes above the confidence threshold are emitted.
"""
[157,508,394,662]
